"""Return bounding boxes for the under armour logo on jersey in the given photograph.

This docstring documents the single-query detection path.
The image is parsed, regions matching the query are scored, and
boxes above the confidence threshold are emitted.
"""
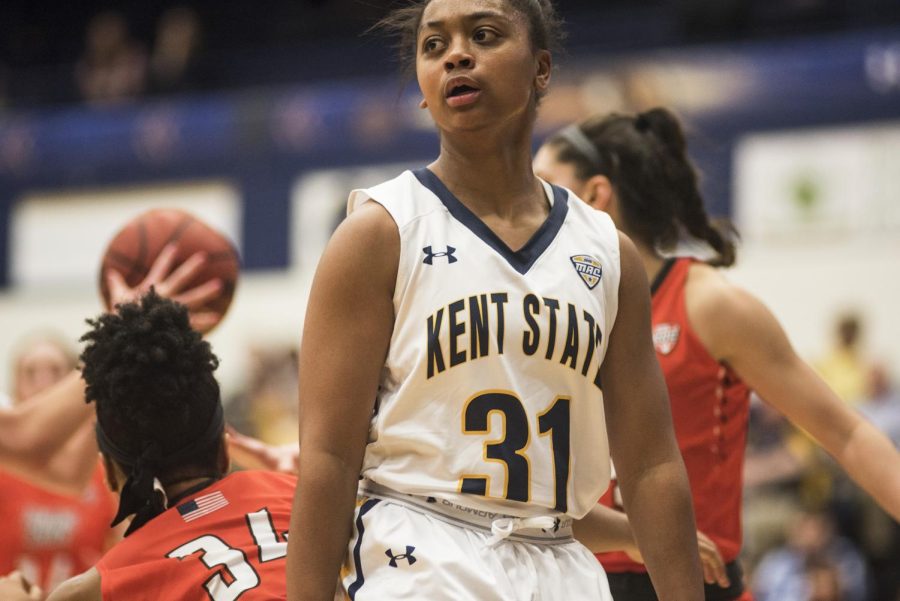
[423,246,458,265]
[653,323,681,355]
[385,546,417,567]
[570,254,603,289]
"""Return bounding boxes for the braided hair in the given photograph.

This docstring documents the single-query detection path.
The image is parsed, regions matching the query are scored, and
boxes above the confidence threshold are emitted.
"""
[548,107,738,267]
[80,290,224,534]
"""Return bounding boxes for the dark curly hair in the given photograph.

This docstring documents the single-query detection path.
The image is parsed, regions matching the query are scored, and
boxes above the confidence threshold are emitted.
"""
[80,290,223,483]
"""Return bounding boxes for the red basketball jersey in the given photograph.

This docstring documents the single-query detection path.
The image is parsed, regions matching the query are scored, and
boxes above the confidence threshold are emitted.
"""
[0,464,117,591]
[96,470,296,601]
[598,258,751,572]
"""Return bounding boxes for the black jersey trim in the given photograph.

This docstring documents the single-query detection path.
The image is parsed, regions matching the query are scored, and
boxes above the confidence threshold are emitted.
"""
[412,168,569,275]
[650,258,678,297]
[347,498,381,600]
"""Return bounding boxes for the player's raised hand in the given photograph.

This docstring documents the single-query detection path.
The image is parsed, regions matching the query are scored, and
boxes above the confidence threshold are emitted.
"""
[226,425,299,475]
[106,243,222,332]
[625,529,729,588]
[0,571,42,600]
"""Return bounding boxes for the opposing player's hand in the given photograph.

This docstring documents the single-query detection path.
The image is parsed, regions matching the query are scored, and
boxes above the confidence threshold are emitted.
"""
[106,243,223,332]
[226,426,299,474]
[625,529,729,588]
[0,571,43,600]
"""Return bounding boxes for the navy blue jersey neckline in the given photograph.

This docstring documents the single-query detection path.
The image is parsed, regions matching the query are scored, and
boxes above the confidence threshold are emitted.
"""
[412,168,569,275]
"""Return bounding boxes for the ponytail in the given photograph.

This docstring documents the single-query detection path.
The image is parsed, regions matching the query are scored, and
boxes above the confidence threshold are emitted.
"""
[637,108,738,267]
[548,107,738,267]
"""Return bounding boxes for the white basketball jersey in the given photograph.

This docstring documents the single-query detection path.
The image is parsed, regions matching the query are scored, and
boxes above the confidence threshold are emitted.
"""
[347,169,621,520]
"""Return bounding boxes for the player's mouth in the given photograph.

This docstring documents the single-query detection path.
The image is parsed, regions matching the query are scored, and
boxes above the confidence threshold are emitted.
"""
[445,77,482,108]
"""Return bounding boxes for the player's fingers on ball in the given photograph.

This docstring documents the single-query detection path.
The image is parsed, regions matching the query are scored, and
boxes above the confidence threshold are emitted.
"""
[163,251,208,293]
[27,584,42,599]
[175,278,223,309]
[143,243,179,285]
[106,269,130,305]
[189,311,221,333]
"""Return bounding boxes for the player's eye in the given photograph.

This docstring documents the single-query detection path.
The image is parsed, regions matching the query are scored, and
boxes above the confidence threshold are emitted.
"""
[422,36,445,53]
[473,28,499,43]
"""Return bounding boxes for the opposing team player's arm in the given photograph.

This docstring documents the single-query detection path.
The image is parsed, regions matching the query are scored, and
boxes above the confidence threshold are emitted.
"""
[45,568,101,601]
[226,425,300,474]
[573,503,635,553]
[0,571,43,600]
[691,270,900,522]
[600,233,704,601]
[0,370,91,466]
[287,201,398,601]
[574,506,730,588]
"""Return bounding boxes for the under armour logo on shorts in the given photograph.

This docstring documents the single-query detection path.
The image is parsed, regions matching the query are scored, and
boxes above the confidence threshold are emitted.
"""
[385,545,417,567]
[423,246,458,265]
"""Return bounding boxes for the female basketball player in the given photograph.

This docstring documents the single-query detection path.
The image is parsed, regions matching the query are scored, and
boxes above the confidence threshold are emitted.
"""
[287,2,704,600]
[0,244,221,470]
[533,108,900,601]
[28,291,296,600]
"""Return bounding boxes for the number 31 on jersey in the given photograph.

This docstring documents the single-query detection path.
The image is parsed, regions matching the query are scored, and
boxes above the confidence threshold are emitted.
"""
[459,391,571,512]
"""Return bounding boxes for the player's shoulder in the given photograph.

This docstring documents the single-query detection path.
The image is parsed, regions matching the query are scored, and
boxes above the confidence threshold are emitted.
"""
[349,169,444,229]
[46,568,101,601]
[685,262,758,317]
[684,261,774,356]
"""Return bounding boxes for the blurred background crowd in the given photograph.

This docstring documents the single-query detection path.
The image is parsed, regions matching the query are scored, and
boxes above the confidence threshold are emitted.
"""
[1,0,900,599]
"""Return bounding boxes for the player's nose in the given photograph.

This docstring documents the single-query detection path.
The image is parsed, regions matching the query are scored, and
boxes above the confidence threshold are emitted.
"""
[444,43,474,72]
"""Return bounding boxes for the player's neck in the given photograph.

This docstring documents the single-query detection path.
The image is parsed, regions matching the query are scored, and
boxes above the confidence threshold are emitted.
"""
[430,142,540,219]
[165,475,220,505]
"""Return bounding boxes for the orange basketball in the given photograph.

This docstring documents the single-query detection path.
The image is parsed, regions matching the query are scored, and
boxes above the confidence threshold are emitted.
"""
[99,208,239,327]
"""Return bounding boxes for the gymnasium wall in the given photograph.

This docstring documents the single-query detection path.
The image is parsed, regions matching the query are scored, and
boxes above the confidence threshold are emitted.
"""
[1,28,899,397]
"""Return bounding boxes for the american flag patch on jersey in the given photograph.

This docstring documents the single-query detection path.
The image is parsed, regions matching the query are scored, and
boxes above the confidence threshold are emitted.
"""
[177,491,229,522]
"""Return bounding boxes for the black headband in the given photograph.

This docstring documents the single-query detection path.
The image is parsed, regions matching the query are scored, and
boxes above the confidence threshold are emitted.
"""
[97,401,225,536]
[557,124,603,171]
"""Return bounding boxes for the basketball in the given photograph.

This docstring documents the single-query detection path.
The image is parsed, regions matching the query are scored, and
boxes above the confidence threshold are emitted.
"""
[99,208,239,325]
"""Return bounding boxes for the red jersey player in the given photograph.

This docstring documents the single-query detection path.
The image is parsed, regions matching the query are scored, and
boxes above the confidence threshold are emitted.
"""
[535,108,900,600]
[0,467,117,592]
[26,291,297,601]
[0,336,118,592]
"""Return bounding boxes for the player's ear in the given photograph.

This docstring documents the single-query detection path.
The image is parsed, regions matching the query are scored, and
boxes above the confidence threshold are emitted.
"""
[534,49,552,96]
[583,174,614,212]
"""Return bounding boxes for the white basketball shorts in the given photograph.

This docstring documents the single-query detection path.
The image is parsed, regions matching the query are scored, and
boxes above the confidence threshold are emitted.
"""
[340,482,612,601]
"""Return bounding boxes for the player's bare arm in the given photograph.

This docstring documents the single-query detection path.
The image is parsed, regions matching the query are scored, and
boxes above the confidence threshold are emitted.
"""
[0,371,91,465]
[688,266,900,521]
[0,571,43,601]
[601,232,704,601]
[45,568,101,601]
[574,504,730,588]
[287,200,399,601]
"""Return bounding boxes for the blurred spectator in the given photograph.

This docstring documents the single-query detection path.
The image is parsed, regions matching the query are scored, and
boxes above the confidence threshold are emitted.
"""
[858,364,900,448]
[226,345,299,446]
[753,508,869,601]
[804,555,845,601]
[75,11,147,105]
[147,7,209,96]
[742,396,807,563]
[815,313,871,406]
